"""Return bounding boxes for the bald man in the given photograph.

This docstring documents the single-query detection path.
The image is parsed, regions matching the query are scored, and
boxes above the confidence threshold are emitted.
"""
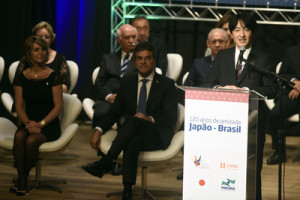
[185,28,228,86]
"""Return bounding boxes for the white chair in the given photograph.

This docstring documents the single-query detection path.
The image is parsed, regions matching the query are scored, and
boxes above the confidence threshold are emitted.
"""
[8,61,19,84]
[100,103,185,199]
[82,67,100,120]
[264,62,299,122]
[0,93,82,191]
[66,60,79,94]
[1,93,17,117]
[0,56,4,82]
[182,71,189,85]
[166,53,183,82]
[1,61,19,117]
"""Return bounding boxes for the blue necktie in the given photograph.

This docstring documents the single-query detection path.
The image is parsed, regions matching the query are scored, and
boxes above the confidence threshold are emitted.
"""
[120,54,130,77]
[137,79,149,114]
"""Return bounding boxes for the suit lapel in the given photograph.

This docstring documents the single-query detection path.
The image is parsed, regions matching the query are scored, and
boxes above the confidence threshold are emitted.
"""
[128,75,138,113]
[227,47,237,83]
[238,47,256,84]
[114,51,122,75]
[147,73,160,111]
[123,59,136,77]
[204,56,213,74]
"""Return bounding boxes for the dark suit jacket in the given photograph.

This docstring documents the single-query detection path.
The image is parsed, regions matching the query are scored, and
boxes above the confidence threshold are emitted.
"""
[148,36,168,75]
[94,51,137,100]
[97,72,178,150]
[185,55,212,87]
[203,46,276,98]
[280,44,300,93]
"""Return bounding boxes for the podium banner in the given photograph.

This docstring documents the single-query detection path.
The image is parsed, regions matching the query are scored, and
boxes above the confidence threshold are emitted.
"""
[183,89,249,200]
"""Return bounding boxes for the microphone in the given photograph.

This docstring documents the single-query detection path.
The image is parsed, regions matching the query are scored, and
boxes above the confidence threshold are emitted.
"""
[237,46,246,67]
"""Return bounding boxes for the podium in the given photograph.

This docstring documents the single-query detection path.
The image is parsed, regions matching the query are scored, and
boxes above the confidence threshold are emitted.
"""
[181,87,264,200]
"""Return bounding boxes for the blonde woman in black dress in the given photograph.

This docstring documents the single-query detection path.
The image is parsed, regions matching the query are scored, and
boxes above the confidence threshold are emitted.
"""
[10,36,63,196]
[15,21,70,92]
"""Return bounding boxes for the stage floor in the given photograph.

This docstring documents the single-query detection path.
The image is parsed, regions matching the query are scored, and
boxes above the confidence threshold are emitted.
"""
[0,123,300,200]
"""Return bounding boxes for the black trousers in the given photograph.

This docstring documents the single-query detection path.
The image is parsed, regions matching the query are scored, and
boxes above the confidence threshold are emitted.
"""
[268,94,300,150]
[92,100,111,128]
[107,116,163,185]
[256,101,267,200]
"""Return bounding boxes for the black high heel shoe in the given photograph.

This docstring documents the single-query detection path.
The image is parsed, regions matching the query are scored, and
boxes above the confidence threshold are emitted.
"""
[16,175,27,196]
[9,178,19,193]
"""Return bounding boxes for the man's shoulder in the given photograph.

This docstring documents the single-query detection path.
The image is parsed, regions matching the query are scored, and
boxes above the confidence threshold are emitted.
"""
[155,73,175,86]
[148,36,165,46]
[102,51,120,59]
[218,46,235,56]
[285,44,300,55]
[250,46,272,58]
[194,55,211,62]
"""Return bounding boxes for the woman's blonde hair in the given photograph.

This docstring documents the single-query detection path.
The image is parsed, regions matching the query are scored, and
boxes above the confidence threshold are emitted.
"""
[32,21,56,43]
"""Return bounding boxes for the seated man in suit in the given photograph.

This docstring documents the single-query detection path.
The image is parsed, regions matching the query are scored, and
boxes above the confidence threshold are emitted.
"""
[203,12,276,200]
[184,28,228,86]
[83,24,138,175]
[93,24,138,127]
[266,45,300,165]
[132,16,168,75]
[83,41,178,200]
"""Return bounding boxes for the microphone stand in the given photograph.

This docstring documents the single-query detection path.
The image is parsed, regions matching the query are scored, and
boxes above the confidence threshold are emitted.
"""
[242,58,294,200]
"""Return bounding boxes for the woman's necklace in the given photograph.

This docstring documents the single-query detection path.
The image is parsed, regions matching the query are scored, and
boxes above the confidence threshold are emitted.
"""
[31,68,42,78]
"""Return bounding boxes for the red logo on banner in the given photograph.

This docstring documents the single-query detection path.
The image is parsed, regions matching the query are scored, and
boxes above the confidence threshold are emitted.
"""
[199,179,205,186]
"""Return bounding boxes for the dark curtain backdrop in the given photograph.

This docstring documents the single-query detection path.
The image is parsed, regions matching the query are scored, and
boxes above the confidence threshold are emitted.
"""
[1,1,300,120]
[0,0,110,120]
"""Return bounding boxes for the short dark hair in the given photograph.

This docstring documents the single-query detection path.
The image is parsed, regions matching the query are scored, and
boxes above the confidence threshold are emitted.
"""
[132,16,150,26]
[134,41,156,59]
[229,12,257,33]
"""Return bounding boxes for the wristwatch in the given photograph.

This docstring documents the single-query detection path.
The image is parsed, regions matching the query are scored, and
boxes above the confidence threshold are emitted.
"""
[41,120,46,126]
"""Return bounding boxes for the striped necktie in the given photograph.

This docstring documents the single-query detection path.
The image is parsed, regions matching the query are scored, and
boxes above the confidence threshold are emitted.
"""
[137,79,149,114]
[120,54,130,77]
[236,49,245,81]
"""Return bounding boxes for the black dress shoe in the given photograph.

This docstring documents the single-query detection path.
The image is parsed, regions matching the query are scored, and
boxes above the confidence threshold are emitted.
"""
[111,162,123,176]
[82,163,99,177]
[267,151,287,165]
[83,155,113,178]
[176,172,183,180]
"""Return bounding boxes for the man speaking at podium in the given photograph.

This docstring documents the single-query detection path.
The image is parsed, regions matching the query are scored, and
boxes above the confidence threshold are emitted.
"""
[203,12,276,200]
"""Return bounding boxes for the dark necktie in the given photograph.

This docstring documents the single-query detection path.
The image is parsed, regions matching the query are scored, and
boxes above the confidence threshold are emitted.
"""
[120,54,130,77]
[137,79,149,114]
[236,49,245,81]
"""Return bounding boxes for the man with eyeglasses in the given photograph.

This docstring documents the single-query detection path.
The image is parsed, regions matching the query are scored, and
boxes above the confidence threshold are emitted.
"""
[184,28,228,86]
[132,16,168,75]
